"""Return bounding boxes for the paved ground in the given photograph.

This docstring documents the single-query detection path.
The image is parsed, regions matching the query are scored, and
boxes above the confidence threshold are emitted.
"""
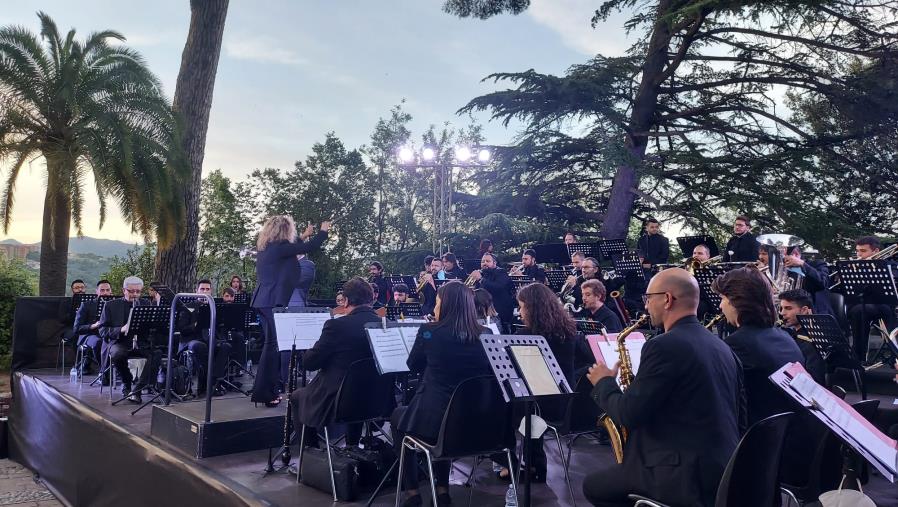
[0,460,61,507]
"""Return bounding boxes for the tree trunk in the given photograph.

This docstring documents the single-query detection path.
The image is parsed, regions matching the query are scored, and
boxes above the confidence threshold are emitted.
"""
[154,0,229,291]
[38,164,72,296]
[600,0,674,240]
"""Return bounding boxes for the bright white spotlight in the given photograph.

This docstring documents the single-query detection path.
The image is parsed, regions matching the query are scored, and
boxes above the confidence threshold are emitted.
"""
[477,148,491,162]
[455,146,472,162]
[398,146,414,163]
[422,147,436,161]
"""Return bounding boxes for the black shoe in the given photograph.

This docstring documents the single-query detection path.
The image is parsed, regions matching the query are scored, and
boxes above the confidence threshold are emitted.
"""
[436,492,452,506]
[401,494,422,507]
[127,392,142,404]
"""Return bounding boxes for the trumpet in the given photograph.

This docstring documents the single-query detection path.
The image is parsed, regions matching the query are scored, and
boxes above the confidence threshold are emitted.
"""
[464,270,480,287]
[416,271,432,293]
[558,274,582,300]
[705,313,725,330]
[508,262,525,277]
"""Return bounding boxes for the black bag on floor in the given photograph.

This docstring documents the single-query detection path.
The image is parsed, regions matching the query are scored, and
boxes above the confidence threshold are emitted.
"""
[337,436,397,489]
[300,447,360,501]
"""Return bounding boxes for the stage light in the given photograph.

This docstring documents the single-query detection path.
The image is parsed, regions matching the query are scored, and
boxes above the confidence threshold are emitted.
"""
[477,148,491,163]
[454,146,472,162]
[398,146,414,163]
[422,147,436,161]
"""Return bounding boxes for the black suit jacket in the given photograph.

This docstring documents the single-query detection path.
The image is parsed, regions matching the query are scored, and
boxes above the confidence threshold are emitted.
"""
[793,259,835,316]
[98,298,136,344]
[725,325,803,426]
[251,231,328,309]
[398,323,493,443]
[592,316,744,506]
[294,306,381,427]
[73,300,100,336]
[723,232,759,262]
[521,265,547,284]
[479,268,514,324]
[444,266,467,280]
[575,304,623,333]
[370,275,391,305]
[636,234,670,266]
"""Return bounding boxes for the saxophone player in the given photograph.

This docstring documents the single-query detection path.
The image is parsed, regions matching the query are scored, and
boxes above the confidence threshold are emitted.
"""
[583,268,742,507]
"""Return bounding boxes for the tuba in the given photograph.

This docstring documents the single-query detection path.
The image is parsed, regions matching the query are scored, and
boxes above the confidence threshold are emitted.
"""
[601,313,651,464]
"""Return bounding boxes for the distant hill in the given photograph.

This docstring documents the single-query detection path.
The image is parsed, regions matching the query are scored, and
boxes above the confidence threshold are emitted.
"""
[0,236,140,258]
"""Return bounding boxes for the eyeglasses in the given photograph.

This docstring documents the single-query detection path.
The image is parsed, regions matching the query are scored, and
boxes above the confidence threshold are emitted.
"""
[642,292,670,304]
[124,288,142,295]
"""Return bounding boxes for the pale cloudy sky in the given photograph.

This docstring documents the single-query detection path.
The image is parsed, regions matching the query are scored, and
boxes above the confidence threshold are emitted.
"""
[1,0,633,244]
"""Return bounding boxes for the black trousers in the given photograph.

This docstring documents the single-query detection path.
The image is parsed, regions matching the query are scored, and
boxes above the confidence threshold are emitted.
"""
[390,406,450,491]
[252,307,280,403]
[178,339,232,381]
[848,303,894,361]
[108,342,161,390]
[77,334,102,367]
[582,464,633,507]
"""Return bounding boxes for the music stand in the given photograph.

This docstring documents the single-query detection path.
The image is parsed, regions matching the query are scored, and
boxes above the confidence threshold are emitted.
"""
[612,254,645,281]
[533,243,570,265]
[233,292,250,305]
[797,314,867,397]
[575,320,607,335]
[566,242,601,261]
[386,275,417,291]
[479,334,573,507]
[692,265,726,308]
[837,260,898,365]
[544,269,570,293]
[112,305,172,412]
[511,278,535,296]
[386,303,423,320]
[214,303,251,395]
[597,239,628,261]
[364,321,422,374]
[72,293,97,312]
[333,280,347,295]
[677,235,719,258]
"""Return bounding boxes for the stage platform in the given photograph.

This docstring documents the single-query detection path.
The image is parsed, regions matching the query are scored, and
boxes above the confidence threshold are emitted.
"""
[7,369,898,506]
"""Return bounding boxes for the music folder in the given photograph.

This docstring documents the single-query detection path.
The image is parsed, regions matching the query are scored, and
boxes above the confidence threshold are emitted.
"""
[272,307,332,351]
[586,332,647,387]
[770,362,898,482]
[364,322,422,374]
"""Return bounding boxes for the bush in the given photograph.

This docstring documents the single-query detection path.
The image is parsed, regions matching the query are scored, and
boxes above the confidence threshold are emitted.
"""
[0,257,37,369]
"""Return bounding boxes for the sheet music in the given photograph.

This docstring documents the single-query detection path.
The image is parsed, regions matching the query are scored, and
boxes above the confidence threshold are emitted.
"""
[273,311,331,351]
[367,327,411,374]
[484,317,500,335]
[771,363,898,481]
[399,326,420,353]
[586,333,647,386]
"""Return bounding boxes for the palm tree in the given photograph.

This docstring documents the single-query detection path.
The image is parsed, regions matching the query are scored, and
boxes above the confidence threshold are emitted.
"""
[0,12,187,295]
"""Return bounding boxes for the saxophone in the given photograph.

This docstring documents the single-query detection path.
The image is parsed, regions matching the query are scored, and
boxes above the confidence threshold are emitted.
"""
[601,313,650,464]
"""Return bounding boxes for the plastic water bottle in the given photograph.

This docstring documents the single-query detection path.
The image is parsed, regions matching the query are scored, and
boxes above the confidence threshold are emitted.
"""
[69,367,78,384]
[246,359,253,373]
[157,367,165,386]
[504,484,517,507]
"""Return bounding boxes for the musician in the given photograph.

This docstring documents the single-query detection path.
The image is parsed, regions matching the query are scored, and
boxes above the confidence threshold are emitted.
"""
[478,239,494,258]
[782,246,834,316]
[70,279,86,295]
[97,276,163,404]
[691,244,716,320]
[391,281,493,507]
[291,278,384,448]
[370,283,388,317]
[518,248,547,283]
[72,279,114,374]
[469,253,514,332]
[332,291,350,316]
[779,289,827,384]
[147,281,164,306]
[178,280,232,396]
[230,275,245,295]
[570,251,586,275]
[564,232,577,245]
[391,283,412,304]
[712,267,802,425]
[636,218,670,270]
[441,253,466,280]
[584,268,743,507]
[575,279,624,333]
[473,288,498,322]
[221,287,236,303]
[250,215,330,407]
[722,215,759,262]
[692,243,711,263]
[570,257,623,310]
[368,261,392,305]
[418,256,442,316]
[846,236,896,361]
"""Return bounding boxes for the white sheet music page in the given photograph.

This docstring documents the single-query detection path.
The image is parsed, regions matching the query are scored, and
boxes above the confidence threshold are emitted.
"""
[398,326,421,353]
[273,311,330,351]
[367,327,411,374]
[586,332,647,387]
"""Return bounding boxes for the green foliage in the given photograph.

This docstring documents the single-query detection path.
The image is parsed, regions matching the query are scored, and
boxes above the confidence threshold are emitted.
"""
[197,170,254,292]
[0,257,36,368]
[102,243,157,293]
[0,12,187,294]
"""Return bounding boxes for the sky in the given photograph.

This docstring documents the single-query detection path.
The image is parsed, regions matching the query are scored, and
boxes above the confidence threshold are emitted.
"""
[1,0,634,245]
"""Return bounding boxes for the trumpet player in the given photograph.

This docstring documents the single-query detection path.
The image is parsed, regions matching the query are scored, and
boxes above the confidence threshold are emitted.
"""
[468,253,514,332]
[583,268,742,507]
[568,257,624,310]
[418,256,442,316]
[781,246,834,317]
[846,236,897,362]
[517,248,547,283]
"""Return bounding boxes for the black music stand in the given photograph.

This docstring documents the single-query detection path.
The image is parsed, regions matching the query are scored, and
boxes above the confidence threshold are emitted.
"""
[566,242,602,261]
[386,275,417,291]
[72,293,97,312]
[533,243,570,265]
[385,303,423,320]
[511,278,535,296]
[597,239,628,261]
[214,303,251,395]
[112,305,171,412]
[677,235,719,258]
[479,334,573,507]
[544,270,569,293]
[692,265,726,308]
[613,254,645,281]
[797,314,867,397]
[575,320,607,335]
[233,292,249,305]
[333,280,346,294]
[837,260,898,365]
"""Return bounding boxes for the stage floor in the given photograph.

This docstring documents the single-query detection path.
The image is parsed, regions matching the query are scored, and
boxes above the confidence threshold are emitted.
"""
[9,369,898,506]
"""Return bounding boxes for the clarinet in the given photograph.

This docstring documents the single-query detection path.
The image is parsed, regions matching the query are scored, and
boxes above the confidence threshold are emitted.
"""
[281,343,298,466]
